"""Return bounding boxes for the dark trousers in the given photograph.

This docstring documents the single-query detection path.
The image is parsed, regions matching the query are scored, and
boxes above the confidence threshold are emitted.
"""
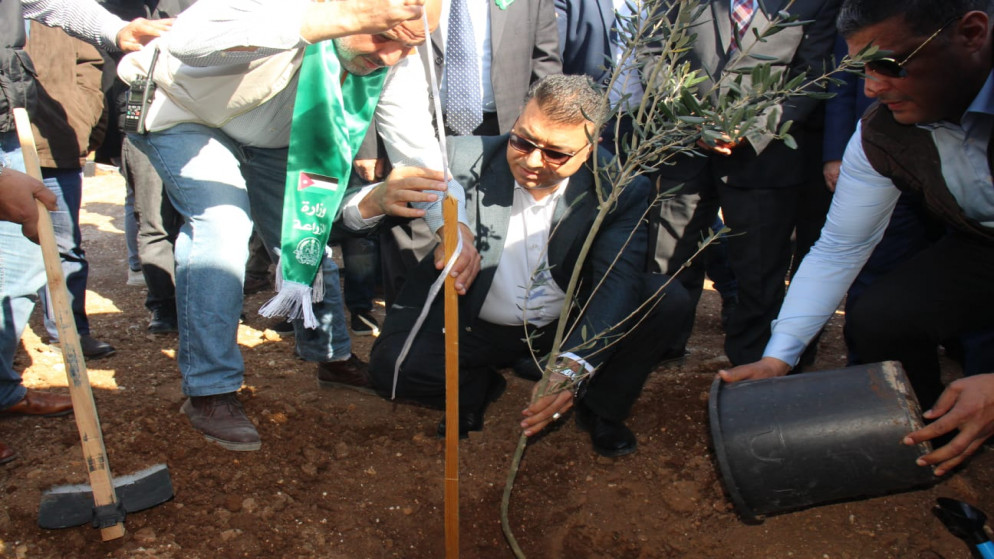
[122,137,180,314]
[847,233,994,410]
[368,273,691,422]
[650,163,800,365]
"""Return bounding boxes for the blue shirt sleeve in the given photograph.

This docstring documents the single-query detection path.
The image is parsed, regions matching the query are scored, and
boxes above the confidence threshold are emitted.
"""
[764,122,902,366]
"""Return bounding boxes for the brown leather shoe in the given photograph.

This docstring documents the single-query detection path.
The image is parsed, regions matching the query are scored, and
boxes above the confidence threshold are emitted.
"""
[0,390,73,417]
[181,393,261,451]
[0,441,16,464]
[317,355,376,395]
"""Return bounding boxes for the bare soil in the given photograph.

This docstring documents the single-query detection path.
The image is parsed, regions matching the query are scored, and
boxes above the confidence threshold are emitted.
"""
[1,171,992,559]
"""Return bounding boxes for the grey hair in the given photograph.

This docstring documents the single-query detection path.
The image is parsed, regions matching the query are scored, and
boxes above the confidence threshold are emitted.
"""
[523,74,606,127]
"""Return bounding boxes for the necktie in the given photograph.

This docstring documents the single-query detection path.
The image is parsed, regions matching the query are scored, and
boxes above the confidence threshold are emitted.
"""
[445,0,483,135]
[730,0,756,53]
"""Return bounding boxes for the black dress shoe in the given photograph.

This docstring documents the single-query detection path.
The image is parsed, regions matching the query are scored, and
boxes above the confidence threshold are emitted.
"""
[437,372,507,439]
[575,403,637,458]
[148,307,178,334]
[50,335,116,359]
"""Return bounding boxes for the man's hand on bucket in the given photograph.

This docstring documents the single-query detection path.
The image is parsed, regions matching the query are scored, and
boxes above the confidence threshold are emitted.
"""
[717,356,790,383]
[903,373,994,476]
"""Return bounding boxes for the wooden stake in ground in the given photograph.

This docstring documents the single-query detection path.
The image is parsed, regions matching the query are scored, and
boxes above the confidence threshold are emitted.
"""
[443,195,460,558]
[13,108,126,541]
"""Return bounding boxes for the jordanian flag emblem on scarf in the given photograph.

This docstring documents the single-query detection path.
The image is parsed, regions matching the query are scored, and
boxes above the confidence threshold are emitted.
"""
[260,40,387,327]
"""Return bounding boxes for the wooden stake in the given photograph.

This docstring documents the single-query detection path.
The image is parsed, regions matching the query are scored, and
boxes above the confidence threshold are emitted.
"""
[443,195,460,558]
[13,109,125,541]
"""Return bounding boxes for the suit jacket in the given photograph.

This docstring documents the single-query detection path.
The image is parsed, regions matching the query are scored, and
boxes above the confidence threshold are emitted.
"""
[25,22,106,168]
[426,0,562,134]
[650,0,840,187]
[823,34,872,162]
[390,135,651,367]
[354,0,561,165]
[555,0,615,83]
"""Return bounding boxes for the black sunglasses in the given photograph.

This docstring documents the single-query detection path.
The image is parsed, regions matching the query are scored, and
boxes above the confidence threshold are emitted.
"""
[508,132,586,165]
[862,18,957,78]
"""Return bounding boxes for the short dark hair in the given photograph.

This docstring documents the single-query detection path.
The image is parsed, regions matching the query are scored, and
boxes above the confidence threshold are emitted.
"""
[838,0,994,37]
[524,74,606,127]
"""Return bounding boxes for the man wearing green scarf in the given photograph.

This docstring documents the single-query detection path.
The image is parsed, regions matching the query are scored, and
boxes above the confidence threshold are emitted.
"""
[126,0,445,451]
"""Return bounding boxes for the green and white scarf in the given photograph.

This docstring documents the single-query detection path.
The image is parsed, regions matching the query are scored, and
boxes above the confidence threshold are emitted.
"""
[260,41,387,328]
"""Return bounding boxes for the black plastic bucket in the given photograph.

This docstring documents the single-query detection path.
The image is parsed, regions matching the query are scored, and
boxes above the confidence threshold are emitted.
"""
[709,361,937,522]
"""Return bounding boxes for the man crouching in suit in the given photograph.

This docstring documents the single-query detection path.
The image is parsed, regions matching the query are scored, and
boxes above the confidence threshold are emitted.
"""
[334,74,691,457]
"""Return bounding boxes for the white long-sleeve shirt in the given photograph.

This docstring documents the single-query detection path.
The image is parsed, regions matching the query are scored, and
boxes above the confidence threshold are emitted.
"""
[22,0,128,51]
[765,72,994,367]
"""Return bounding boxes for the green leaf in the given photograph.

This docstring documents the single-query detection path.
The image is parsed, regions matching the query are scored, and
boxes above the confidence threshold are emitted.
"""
[782,133,797,150]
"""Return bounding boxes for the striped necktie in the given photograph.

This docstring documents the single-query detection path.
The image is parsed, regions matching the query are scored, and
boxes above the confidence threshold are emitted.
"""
[730,0,757,52]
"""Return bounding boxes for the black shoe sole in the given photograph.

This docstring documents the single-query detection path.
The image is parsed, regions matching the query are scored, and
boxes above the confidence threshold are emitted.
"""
[317,378,378,395]
[84,348,116,360]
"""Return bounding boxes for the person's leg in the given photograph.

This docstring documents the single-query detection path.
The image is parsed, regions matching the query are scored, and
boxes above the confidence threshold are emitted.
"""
[122,137,179,329]
[38,169,89,337]
[648,165,720,352]
[0,134,48,408]
[844,192,934,364]
[129,125,251,397]
[124,170,141,277]
[36,169,115,358]
[237,145,353,362]
[243,229,273,295]
[582,273,692,423]
[341,234,378,314]
[847,233,994,411]
[717,183,800,366]
[341,233,380,334]
[369,302,514,408]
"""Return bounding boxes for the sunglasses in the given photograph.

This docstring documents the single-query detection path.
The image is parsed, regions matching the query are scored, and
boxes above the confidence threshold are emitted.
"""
[508,132,587,165]
[862,18,957,78]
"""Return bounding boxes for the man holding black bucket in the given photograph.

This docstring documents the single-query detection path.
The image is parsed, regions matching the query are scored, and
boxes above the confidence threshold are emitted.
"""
[720,0,994,477]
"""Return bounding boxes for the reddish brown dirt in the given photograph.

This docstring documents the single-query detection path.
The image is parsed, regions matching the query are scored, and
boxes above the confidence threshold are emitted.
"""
[1,172,992,559]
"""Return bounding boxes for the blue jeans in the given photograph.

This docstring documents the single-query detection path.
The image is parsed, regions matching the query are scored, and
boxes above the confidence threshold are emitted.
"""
[38,169,90,339]
[0,131,45,408]
[129,124,351,397]
[340,233,379,314]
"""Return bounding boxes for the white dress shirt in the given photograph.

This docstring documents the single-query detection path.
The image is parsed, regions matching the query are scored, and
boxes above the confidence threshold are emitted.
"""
[479,181,568,326]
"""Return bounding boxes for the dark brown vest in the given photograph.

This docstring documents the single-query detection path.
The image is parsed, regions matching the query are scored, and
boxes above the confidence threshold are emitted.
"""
[860,102,994,244]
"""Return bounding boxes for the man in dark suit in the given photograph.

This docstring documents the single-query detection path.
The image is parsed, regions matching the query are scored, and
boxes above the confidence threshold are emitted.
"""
[353,0,562,311]
[333,75,691,457]
[429,0,561,135]
[555,0,614,83]
[647,0,840,366]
